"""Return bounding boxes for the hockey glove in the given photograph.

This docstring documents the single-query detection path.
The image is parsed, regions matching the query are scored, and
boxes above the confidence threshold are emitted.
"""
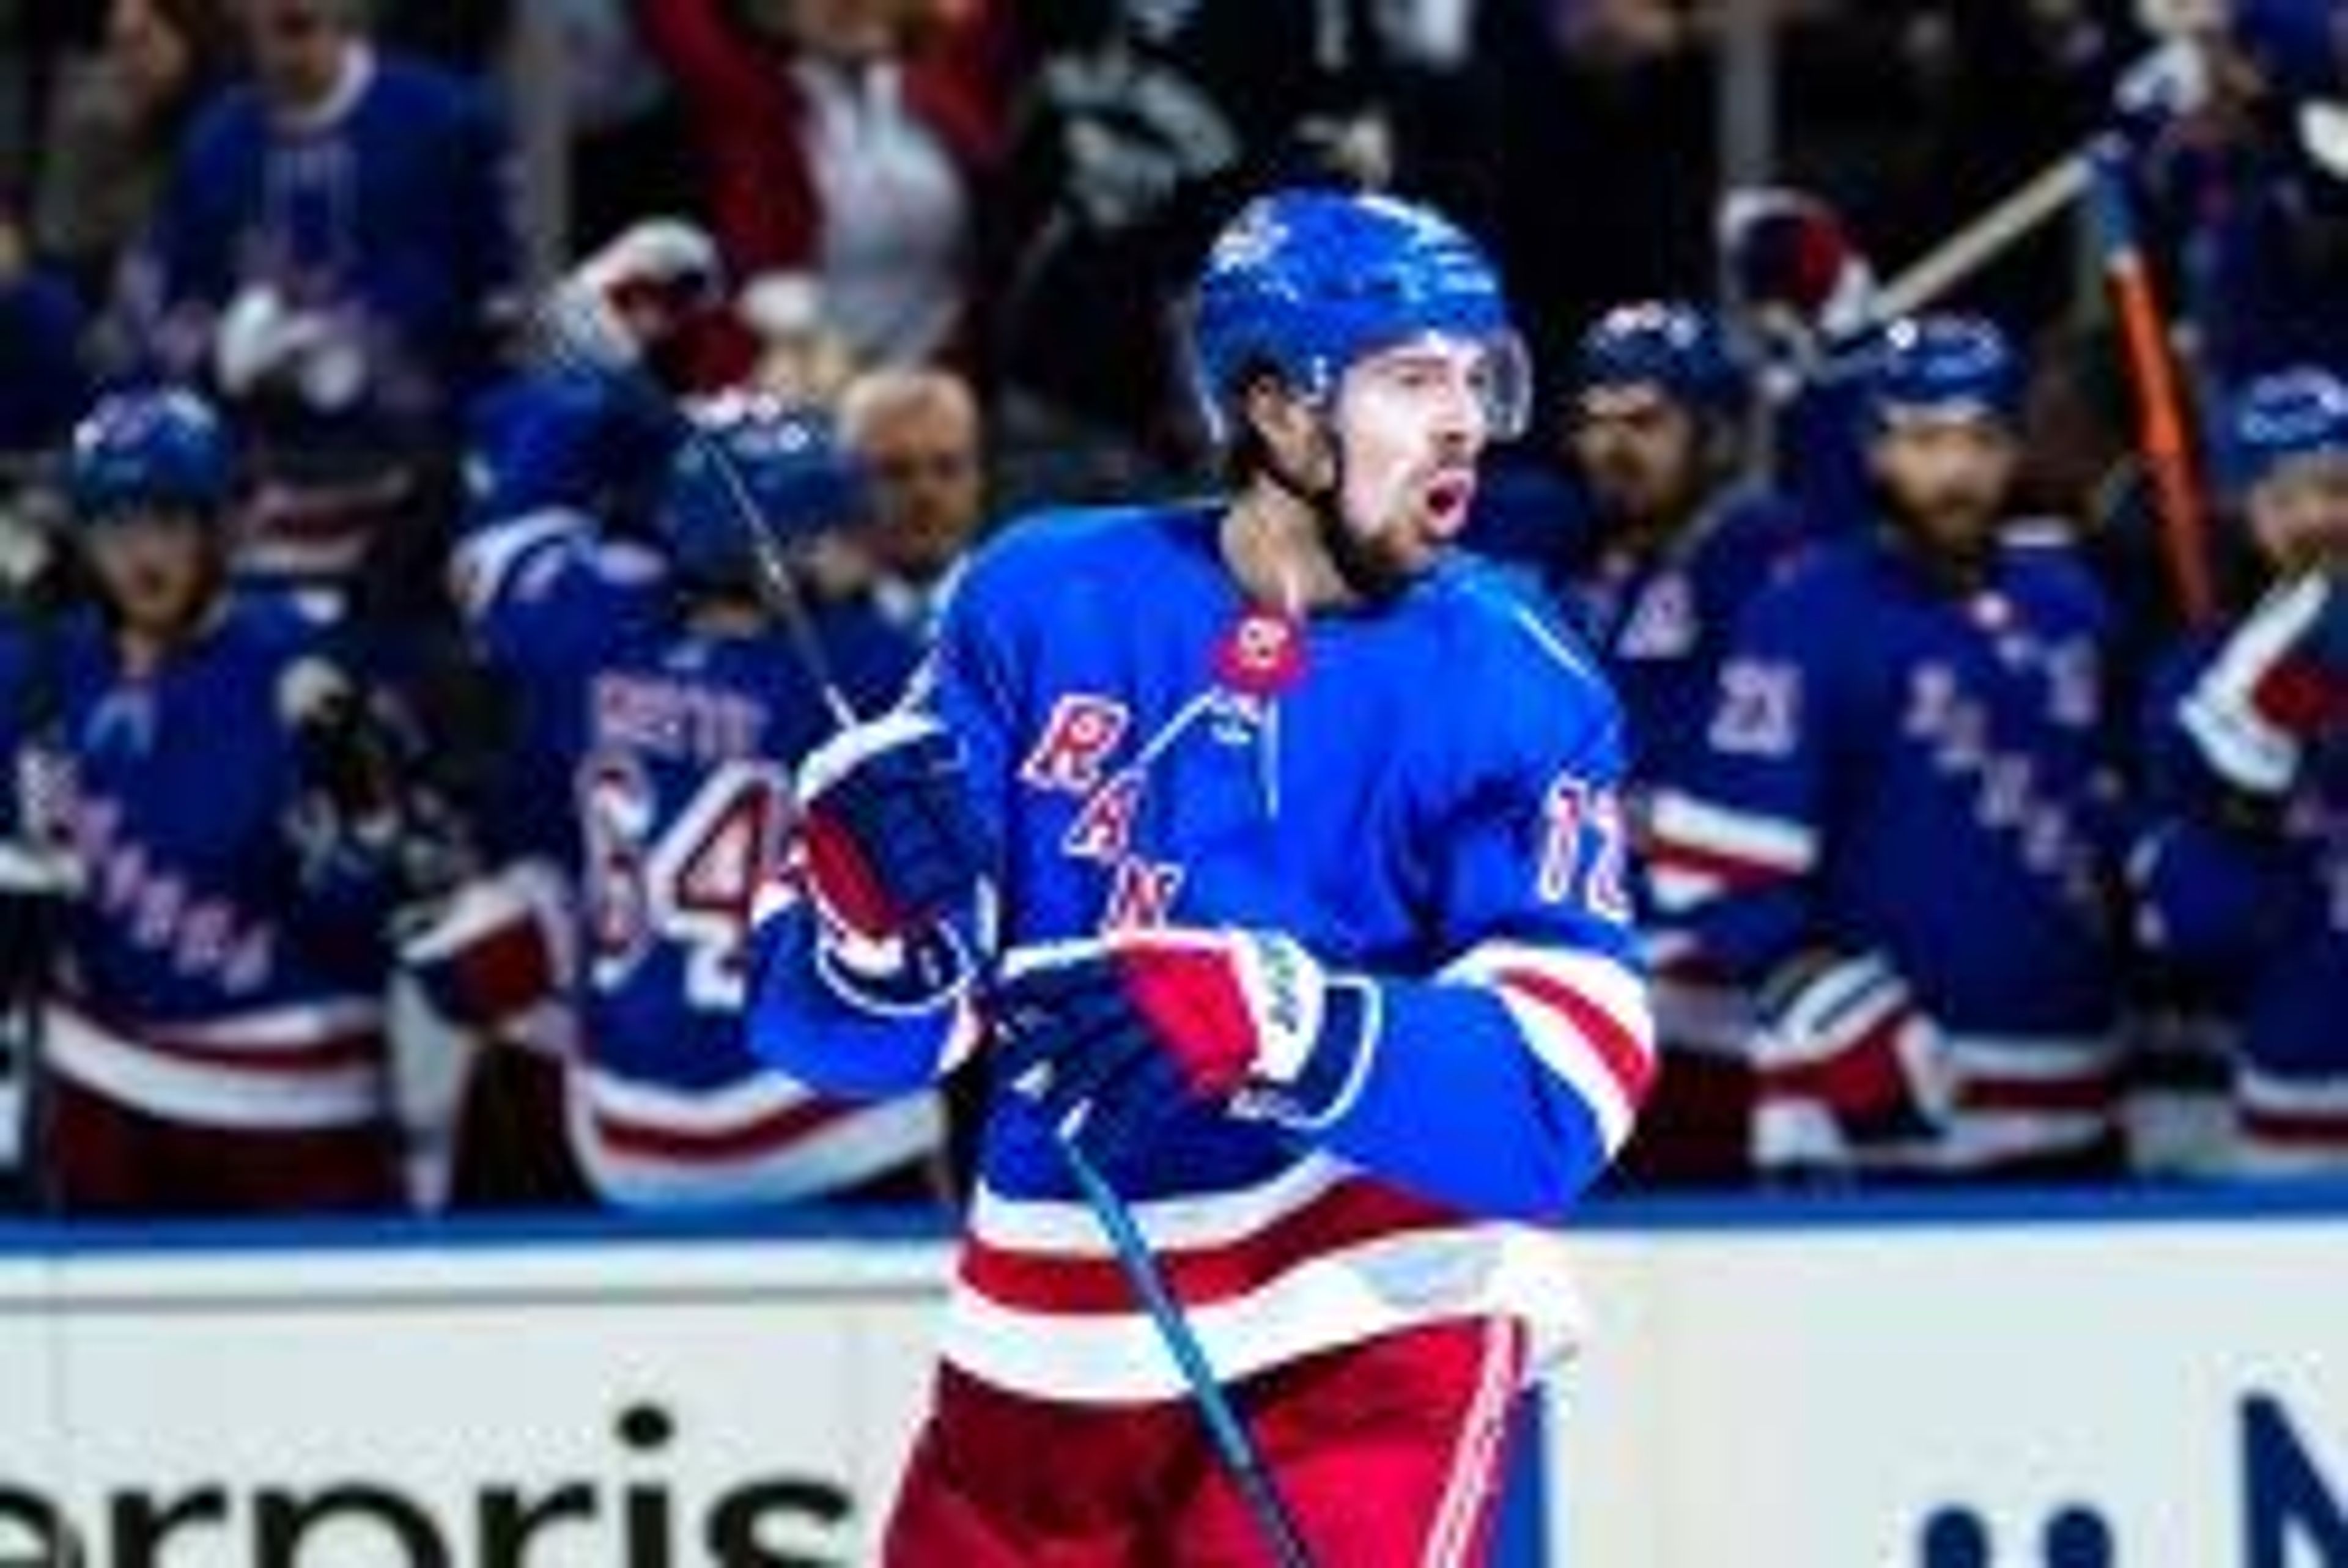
[2180,572,2348,797]
[1752,951,1953,1153]
[543,217,723,375]
[796,710,985,938]
[1719,187,1877,349]
[279,658,409,882]
[989,929,1378,1148]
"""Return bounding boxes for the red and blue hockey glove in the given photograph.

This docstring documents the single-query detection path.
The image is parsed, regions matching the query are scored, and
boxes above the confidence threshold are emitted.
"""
[792,710,989,1014]
[2181,572,2348,797]
[1720,187,1877,348]
[1752,951,1952,1162]
[989,929,1378,1148]
[796,710,986,941]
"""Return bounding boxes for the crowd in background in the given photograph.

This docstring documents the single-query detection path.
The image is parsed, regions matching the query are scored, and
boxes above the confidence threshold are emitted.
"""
[0,0,2341,1218]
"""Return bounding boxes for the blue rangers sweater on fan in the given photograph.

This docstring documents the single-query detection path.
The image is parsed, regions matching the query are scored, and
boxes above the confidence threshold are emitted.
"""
[745,502,1656,1404]
[136,48,517,436]
[453,506,936,1206]
[2132,633,2348,1171]
[1648,529,2128,1169]
[0,596,401,1132]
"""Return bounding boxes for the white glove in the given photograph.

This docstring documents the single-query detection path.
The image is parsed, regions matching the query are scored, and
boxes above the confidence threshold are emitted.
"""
[2180,573,2348,797]
[1753,952,1954,1165]
[544,217,722,371]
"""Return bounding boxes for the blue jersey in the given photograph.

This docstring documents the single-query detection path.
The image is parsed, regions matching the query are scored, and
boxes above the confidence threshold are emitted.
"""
[1544,487,1813,804]
[0,265,88,453]
[2133,635,2348,1171]
[0,596,399,1133]
[135,50,517,438]
[462,369,680,533]
[455,506,937,1207]
[1542,487,1812,1063]
[1650,529,2128,1169]
[747,503,1655,1402]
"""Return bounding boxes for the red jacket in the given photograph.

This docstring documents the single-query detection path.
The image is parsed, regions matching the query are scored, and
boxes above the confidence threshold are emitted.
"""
[637,0,1003,282]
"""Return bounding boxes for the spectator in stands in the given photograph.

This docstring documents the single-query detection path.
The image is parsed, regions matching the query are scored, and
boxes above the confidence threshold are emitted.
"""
[979,0,1435,502]
[1651,316,2132,1183]
[29,0,227,303]
[638,0,1003,374]
[2132,365,2348,1174]
[120,0,520,555]
[6,389,423,1213]
[1549,302,1814,1187]
[0,201,89,457]
[1465,0,1717,383]
[835,363,986,638]
[2111,0,2348,389]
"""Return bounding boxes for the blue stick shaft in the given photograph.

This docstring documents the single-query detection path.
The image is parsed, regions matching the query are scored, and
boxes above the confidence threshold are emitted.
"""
[1058,1135,1316,1568]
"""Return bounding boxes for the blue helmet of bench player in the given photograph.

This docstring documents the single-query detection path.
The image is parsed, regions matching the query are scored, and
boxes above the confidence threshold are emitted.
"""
[660,392,868,586]
[1188,188,1529,444]
[1866,314,2023,431]
[67,387,234,523]
[2228,0,2346,100]
[2223,365,2348,494]
[1573,300,1748,419]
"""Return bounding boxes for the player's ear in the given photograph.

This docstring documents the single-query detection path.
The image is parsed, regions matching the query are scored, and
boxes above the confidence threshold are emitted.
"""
[1242,375,1326,476]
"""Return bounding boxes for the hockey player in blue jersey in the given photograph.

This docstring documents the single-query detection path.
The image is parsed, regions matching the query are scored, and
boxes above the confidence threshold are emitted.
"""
[419,224,725,1207]
[1553,300,1813,1186]
[2132,366,2348,1172]
[451,394,942,1209]
[1650,315,2130,1182]
[742,188,1655,1564]
[2,389,416,1212]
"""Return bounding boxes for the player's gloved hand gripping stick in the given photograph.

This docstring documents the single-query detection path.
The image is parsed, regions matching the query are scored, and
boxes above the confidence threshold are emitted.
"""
[988,929,1378,1153]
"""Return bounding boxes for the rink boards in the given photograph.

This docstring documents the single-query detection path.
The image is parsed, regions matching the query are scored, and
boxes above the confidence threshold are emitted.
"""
[0,1187,2343,1567]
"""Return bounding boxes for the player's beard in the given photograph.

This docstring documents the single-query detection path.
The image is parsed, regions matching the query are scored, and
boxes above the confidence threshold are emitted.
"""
[1587,457,1702,553]
[1883,483,2003,587]
[1328,411,1479,597]
[1326,461,1475,599]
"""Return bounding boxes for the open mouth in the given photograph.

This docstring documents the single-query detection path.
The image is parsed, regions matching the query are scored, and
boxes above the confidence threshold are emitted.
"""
[1423,472,1477,529]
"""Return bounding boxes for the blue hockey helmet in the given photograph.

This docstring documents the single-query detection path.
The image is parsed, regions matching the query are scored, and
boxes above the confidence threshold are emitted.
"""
[659,392,867,584]
[2229,0,2346,100]
[1188,188,1529,444]
[1572,300,1748,417]
[2223,365,2348,492]
[1866,314,2023,430]
[67,387,234,522]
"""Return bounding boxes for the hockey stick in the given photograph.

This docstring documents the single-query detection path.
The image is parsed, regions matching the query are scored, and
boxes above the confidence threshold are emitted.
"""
[1059,1135,1316,1566]
[2084,138,2219,626]
[535,300,859,729]
[542,309,1313,1563]
[1872,143,2094,321]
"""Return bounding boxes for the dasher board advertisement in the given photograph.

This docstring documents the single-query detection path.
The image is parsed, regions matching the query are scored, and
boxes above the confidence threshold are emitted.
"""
[1548,1189,2348,1568]
[0,1229,948,1567]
